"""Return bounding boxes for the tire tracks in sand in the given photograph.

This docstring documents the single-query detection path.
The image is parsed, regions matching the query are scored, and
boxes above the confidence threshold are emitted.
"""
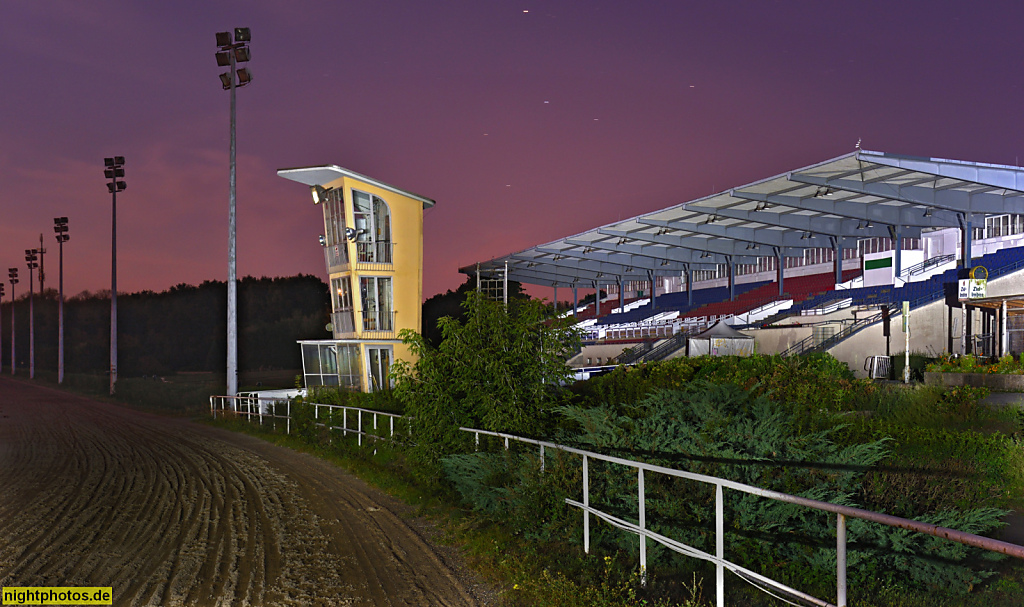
[0,378,491,606]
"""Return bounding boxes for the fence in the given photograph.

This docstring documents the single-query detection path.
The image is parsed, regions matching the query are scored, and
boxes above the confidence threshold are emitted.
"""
[212,396,1024,607]
[209,396,409,446]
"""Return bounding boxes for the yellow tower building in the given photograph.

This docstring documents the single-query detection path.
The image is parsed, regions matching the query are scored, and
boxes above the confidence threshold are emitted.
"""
[278,165,435,392]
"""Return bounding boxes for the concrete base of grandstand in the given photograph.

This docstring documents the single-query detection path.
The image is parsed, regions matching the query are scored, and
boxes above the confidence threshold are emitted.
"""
[924,372,1024,391]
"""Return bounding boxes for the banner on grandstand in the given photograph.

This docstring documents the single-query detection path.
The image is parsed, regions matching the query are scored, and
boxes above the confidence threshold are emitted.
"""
[863,254,894,287]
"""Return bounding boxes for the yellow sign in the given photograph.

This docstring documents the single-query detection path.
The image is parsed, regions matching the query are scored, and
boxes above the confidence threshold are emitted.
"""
[2,587,112,605]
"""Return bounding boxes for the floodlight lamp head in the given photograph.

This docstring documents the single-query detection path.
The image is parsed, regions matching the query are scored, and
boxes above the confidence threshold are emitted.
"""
[311,184,332,204]
[234,27,251,43]
[215,50,231,67]
[923,207,934,217]
[318,234,326,246]
[233,46,251,63]
[216,31,232,47]
[236,67,252,86]
[345,227,357,241]
[219,72,232,90]
[104,157,115,167]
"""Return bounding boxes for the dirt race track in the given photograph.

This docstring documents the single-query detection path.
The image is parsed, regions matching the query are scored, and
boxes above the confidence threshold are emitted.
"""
[0,377,492,606]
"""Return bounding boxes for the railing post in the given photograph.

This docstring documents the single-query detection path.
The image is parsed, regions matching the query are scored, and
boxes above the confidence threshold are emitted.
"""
[716,483,724,607]
[343,408,347,436]
[390,416,394,438]
[837,513,847,607]
[358,410,363,446]
[639,467,647,587]
[504,436,509,450]
[583,454,590,554]
[287,401,291,435]
[539,444,545,473]
[475,432,479,451]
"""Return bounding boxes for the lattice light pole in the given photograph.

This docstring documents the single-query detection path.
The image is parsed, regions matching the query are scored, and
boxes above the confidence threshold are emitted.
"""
[104,156,126,395]
[24,249,38,379]
[7,268,16,375]
[215,27,252,397]
[54,217,69,384]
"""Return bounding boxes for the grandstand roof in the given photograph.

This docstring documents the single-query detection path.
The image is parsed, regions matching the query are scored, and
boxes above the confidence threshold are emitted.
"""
[463,150,1024,287]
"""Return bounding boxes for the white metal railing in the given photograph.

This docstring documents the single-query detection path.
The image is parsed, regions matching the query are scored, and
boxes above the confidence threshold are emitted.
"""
[210,395,292,434]
[210,397,1024,607]
[209,396,409,445]
[308,401,410,446]
[460,428,1024,607]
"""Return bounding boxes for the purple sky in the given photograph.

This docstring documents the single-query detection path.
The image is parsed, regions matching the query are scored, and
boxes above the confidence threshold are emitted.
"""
[3,1,1024,301]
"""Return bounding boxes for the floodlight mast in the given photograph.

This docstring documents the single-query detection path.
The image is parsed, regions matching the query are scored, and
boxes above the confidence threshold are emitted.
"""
[54,217,69,384]
[24,249,38,378]
[7,268,16,375]
[216,27,251,397]
[0,282,4,374]
[104,157,126,394]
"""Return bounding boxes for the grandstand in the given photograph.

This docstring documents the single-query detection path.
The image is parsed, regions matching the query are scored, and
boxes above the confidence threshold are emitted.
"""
[463,150,1024,377]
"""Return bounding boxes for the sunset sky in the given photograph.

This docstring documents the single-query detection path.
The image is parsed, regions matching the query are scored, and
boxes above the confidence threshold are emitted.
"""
[3,1,1024,301]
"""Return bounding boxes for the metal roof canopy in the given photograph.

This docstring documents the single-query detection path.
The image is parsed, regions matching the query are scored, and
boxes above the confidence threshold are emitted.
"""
[278,165,437,209]
[464,150,1024,287]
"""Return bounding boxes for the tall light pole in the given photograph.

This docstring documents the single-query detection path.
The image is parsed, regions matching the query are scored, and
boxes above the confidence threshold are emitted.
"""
[216,27,252,397]
[7,268,16,375]
[24,249,38,379]
[54,217,69,384]
[104,156,126,395]
[0,283,5,374]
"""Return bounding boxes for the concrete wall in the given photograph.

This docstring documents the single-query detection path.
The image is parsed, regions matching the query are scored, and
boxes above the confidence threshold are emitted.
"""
[569,342,640,367]
[826,269,1024,378]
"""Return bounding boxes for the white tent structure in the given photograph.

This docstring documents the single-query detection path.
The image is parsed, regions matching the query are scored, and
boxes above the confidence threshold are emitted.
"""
[688,321,755,357]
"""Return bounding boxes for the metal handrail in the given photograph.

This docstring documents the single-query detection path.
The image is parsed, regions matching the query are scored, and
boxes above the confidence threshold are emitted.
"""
[639,329,691,362]
[615,341,655,365]
[899,253,955,278]
[211,395,1024,607]
[462,426,1024,607]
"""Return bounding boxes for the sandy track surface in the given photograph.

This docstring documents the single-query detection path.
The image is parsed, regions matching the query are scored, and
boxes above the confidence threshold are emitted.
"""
[0,378,490,606]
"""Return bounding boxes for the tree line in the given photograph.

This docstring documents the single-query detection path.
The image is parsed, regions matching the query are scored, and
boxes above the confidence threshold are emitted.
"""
[0,275,330,377]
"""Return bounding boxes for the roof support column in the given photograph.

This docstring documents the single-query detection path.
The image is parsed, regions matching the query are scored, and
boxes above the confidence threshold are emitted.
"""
[618,276,625,315]
[553,285,558,315]
[774,247,784,297]
[686,265,693,307]
[727,256,735,301]
[831,237,842,285]
[958,213,972,270]
[592,280,600,319]
[573,284,578,319]
[1002,300,1008,357]
[889,225,903,280]
[647,270,657,310]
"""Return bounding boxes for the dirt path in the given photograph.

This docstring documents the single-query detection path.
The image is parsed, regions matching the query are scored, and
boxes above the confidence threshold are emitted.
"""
[0,377,492,606]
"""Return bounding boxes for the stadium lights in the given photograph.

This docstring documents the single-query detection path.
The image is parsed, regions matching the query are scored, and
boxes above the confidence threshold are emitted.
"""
[216,27,252,398]
[24,249,38,378]
[104,156,125,394]
[311,184,332,205]
[7,268,17,376]
[54,217,69,384]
